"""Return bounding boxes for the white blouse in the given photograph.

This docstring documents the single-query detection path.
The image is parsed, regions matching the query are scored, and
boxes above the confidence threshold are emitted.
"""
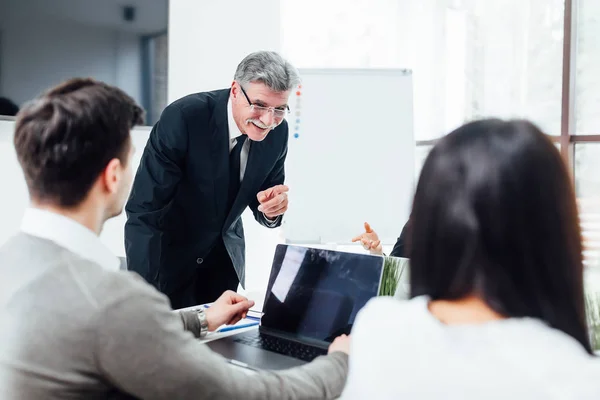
[341,296,600,399]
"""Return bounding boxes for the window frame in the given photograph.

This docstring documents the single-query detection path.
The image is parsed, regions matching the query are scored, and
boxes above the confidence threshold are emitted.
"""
[415,0,600,177]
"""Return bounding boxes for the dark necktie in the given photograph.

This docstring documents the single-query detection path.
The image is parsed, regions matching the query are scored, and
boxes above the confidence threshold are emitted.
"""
[228,135,247,211]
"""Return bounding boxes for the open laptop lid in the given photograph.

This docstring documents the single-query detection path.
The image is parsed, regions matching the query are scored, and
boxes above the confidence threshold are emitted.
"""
[259,244,384,347]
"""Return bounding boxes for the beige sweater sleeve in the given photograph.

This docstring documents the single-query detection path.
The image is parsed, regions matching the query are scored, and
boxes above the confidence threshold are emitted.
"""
[94,279,348,400]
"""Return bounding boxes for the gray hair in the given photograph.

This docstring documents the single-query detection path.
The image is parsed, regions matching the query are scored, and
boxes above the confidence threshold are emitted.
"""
[234,51,301,92]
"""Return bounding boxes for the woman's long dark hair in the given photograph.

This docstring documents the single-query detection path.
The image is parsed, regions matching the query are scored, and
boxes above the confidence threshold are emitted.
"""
[408,118,593,354]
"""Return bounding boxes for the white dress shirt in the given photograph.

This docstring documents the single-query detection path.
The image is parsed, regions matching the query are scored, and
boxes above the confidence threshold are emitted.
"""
[341,296,600,399]
[20,208,120,271]
[227,98,278,224]
[227,98,250,182]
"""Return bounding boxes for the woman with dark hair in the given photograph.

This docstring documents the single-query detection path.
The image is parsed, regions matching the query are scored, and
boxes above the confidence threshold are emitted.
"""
[341,119,600,399]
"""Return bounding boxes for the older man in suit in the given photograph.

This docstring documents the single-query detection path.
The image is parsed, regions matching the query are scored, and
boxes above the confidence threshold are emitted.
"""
[125,51,299,309]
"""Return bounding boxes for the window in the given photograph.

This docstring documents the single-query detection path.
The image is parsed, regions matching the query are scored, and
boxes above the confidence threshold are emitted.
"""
[575,0,600,134]
[282,0,564,141]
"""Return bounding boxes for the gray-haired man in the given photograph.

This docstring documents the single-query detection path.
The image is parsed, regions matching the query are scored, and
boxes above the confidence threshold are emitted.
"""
[125,51,299,309]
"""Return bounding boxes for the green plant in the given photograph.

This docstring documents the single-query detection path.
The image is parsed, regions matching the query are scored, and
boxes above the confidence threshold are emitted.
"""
[585,292,600,352]
[378,256,408,296]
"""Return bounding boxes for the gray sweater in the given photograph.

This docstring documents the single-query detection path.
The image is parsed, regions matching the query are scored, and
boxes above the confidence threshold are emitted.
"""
[0,234,348,399]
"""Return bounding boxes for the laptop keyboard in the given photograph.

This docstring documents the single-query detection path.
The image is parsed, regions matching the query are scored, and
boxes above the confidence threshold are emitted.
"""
[234,332,327,362]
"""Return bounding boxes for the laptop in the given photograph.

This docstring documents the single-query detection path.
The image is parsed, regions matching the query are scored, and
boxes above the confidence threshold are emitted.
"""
[206,244,384,370]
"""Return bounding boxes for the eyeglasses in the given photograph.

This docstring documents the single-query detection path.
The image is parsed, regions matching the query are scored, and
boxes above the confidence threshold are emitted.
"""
[239,85,290,120]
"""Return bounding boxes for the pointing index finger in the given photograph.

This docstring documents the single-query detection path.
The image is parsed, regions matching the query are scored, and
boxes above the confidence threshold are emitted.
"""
[271,185,289,195]
[258,185,289,202]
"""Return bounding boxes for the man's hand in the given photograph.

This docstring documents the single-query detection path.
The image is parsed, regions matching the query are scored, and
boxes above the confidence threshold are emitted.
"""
[328,334,351,355]
[257,184,289,219]
[351,222,383,255]
[204,290,255,331]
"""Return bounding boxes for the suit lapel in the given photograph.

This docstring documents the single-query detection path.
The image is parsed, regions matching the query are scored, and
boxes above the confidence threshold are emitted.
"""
[209,91,231,221]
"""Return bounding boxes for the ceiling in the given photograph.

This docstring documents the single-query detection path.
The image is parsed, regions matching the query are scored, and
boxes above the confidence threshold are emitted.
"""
[1,0,168,34]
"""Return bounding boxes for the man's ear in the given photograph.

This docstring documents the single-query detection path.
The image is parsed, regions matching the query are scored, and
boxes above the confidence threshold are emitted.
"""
[230,81,238,99]
[101,158,122,194]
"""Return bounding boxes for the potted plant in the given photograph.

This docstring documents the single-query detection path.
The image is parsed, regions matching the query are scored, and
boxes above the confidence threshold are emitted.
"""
[585,292,600,352]
[378,256,409,297]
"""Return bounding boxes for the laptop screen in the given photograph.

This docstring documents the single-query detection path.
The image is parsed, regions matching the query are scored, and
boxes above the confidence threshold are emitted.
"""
[260,245,383,343]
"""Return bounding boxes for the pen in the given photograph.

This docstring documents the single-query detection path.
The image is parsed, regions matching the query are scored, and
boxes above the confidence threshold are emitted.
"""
[217,322,259,333]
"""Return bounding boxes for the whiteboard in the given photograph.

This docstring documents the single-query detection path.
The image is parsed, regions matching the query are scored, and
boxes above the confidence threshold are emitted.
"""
[282,69,415,244]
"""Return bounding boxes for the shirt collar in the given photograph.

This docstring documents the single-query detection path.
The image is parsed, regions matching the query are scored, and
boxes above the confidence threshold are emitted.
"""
[20,208,120,271]
[227,97,244,142]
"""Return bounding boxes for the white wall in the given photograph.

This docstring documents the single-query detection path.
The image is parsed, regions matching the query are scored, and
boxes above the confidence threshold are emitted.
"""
[168,0,281,101]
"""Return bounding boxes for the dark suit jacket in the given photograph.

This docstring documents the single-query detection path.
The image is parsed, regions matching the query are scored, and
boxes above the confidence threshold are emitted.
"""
[389,220,409,258]
[124,89,288,295]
